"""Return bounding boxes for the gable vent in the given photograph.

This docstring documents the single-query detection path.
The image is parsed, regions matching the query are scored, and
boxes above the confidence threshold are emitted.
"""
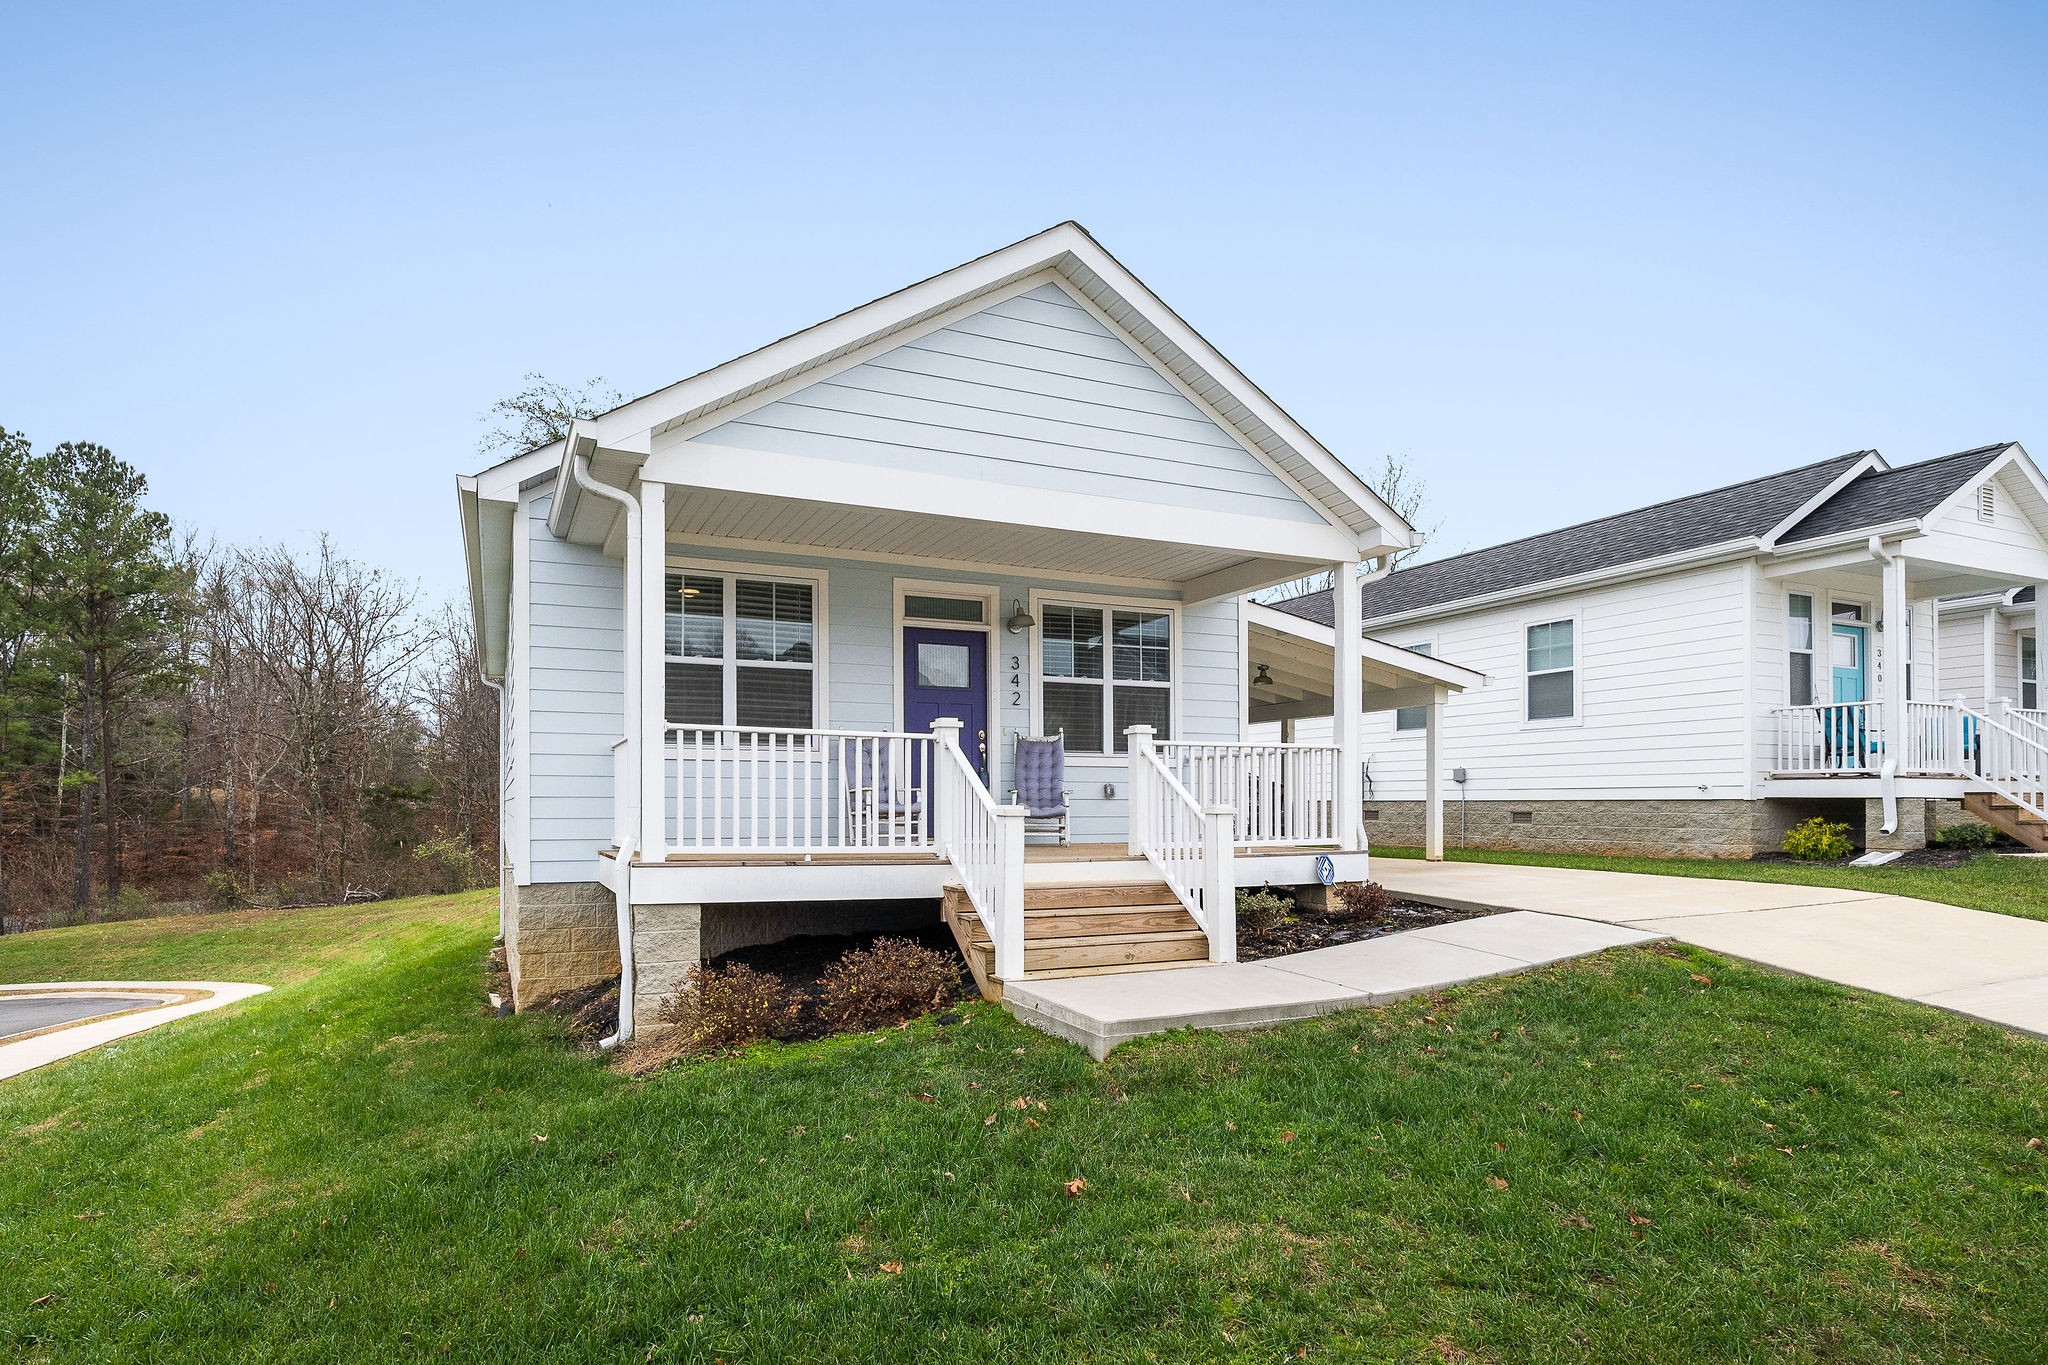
[1978,483,1997,523]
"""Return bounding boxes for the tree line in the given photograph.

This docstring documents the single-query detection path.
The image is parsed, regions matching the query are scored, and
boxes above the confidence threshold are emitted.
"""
[0,428,498,932]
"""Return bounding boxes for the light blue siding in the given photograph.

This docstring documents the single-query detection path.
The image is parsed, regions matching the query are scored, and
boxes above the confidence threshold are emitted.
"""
[524,487,625,882]
[688,281,1323,524]
[661,544,1241,845]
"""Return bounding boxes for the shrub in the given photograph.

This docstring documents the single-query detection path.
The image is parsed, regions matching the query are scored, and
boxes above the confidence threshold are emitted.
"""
[1235,888,1292,935]
[1333,880,1393,920]
[815,937,961,1032]
[410,833,489,894]
[1780,817,1854,861]
[659,962,805,1053]
[201,869,243,911]
[1932,821,2001,849]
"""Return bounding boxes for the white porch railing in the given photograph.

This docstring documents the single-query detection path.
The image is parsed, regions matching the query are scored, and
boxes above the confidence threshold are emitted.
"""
[1978,712,2048,821]
[931,719,1026,980]
[2004,706,2048,752]
[1770,702,1887,774]
[1126,726,1234,963]
[1157,741,1341,846]
[611,736,632,852]
[665,725,940,852]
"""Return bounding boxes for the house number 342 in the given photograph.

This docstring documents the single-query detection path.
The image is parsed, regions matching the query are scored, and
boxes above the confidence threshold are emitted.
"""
[1009,655,1022,707]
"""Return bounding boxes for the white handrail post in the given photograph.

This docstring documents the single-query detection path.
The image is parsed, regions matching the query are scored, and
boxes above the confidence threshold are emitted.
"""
[1947,698,1967,776]
[1202,803,1235,963]
[1124,724,1154,856]
[993,803,1028,981]
[931,718,963,856]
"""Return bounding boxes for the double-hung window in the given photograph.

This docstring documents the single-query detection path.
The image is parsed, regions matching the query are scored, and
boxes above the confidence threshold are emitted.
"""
[1787,593,1816,705]
[665,570,816,730]
[2024,634,2039,710]
[1041,603,1171,753]
[1394,643,1434,731]
[1526,619,1575,721]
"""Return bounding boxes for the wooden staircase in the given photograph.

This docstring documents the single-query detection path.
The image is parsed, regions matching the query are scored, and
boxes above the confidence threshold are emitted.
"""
[1962,791,2048,852]
[941,879,1210,1001]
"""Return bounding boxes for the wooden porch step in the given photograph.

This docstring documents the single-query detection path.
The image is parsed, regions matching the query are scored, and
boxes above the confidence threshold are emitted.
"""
[942,877,1212,1000]
[1962,792,2048,852]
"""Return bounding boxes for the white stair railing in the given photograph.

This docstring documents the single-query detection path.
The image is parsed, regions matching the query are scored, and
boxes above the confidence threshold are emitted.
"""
[1126,725,1235,963]
[1157,741,1340,846]
[1974,710,2048,822]
[666,725,938,852]
[2003,705,2048,752]
[931,719,1026,981]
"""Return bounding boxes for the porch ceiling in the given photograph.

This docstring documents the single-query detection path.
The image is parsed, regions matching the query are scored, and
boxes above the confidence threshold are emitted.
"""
[1763,553,2036,601]
[605,484,1329,598]
[1245,604,1485,724]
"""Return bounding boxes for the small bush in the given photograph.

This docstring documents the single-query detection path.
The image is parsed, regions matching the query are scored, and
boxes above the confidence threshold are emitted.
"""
[202,869,243,911]
[659,962,805,1053]
[1780,817,1854,861]
[1235,888,1292,935]
[1932,821,2001,849]
[815,937,961,1032]
[1333,880,1394,920]
[410,834,488,894]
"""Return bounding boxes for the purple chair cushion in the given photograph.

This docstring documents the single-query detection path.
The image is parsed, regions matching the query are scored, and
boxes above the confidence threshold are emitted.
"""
[1013,735,1067,818]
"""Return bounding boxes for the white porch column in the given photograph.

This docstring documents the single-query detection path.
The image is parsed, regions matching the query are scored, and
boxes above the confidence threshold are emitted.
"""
[1423,685,1447,861]
[637,480,669,862]
[1882,549,1909,753]
[1331,562,1365,852]
[2033,585,2045,707]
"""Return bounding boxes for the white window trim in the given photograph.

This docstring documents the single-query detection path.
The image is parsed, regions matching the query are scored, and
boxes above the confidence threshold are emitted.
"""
[664,556,830,730]
[891,577,1000,747]
[1028,586,1182,765]
[1521,612,1582,729]
[1827,594,1874,704]
[1393,639,1436,735]
[2021,629,2039,710]
[1785,587,1818,706]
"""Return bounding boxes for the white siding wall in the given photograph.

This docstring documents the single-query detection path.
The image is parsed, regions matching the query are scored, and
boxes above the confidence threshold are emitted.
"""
[1927,468,2047,556]
[523,485,626,883]
[688,281,1324,525]
[1937,607,1994,710]
[1263,562,1756,803]
[662,544,1241,844]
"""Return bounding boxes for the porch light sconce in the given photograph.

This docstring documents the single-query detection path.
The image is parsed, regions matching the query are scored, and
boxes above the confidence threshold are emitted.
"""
[1252,663,1274,687]
[1005,599,1035,634]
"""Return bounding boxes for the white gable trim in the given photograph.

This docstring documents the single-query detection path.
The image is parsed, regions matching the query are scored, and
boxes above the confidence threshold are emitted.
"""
[566,223,1408,554]
[1922,443,2042,528]
[1760,452,1887,548]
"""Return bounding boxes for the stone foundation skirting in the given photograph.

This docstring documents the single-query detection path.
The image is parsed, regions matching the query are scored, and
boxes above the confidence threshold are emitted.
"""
[505,880,620,1011]
[1359,796,1947,857]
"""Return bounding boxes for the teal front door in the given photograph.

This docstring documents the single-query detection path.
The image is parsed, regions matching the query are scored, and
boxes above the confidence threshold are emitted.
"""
[1830,623,1867,703]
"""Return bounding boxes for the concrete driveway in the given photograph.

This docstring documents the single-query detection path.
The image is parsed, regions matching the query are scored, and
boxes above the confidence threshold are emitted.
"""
[1373,860,2048,1038]
[0,982,271,1080]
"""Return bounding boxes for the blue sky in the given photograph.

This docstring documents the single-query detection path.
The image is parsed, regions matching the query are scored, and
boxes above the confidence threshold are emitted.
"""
[3,2,2043,602]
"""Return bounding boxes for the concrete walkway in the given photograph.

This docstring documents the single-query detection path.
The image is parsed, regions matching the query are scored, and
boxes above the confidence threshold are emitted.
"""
[0,981,271,1081]
[1374,860,2048,1039]
[1004,911,1661,1058]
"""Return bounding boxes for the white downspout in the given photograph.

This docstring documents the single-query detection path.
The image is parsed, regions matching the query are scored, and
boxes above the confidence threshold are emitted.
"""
[1869,536,1901,835]
[479,671,506,941]
[567,442,642,1049]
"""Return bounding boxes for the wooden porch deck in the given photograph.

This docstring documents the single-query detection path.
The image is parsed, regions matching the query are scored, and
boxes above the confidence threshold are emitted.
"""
[613,841,1339,869]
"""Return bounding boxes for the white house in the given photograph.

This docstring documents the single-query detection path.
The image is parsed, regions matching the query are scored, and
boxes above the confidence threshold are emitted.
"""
[1266,444,2048,856]
[457,223,1476,1037]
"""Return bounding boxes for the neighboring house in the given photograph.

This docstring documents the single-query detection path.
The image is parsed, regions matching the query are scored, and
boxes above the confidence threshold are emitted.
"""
[457,223,1473,1037]
[1266,444,2048,856]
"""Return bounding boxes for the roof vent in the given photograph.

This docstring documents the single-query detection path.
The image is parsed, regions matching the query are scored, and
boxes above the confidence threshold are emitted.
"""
[1978,483,1997,523]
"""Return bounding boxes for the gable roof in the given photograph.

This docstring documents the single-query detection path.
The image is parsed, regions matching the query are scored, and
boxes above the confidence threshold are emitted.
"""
[1774,442,2012,545]
[540,221,1413,555]
[1269,452,1871,628]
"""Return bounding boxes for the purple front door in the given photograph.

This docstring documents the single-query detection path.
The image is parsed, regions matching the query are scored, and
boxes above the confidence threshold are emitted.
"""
[903,627,989,784]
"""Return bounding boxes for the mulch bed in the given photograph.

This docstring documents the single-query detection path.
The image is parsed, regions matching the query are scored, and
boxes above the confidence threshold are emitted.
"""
[524,922,973,1052]
[1238,896,1498,962]
[714,923,973,1042]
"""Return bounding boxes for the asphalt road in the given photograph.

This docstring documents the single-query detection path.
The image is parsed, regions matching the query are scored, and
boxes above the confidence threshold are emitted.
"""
[0,995,144,1041]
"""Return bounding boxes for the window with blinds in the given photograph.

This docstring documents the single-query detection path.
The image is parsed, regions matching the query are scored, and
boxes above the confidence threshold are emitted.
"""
[665,570,816,730]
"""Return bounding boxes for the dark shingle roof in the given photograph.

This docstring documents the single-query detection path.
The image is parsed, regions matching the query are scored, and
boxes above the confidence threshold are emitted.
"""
[1270,452,1872,627]
[1775,443,2010,545]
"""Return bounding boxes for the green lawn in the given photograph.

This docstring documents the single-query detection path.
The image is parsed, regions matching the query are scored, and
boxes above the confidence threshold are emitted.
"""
[1376,844,2048,923]
[4,895,2047,1363]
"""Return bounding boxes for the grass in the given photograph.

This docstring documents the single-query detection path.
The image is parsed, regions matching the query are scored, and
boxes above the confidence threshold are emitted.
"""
[3,894,2047,1362]
[1375,844,2048,923]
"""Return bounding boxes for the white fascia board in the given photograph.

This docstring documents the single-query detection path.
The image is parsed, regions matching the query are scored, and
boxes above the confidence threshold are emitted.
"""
[1356,540,1763,633]
[1761,527,1918,576]
[643,440,1362,565]
[1924,443,2046,529]
[471,442,563,501]
[457,481,516,680]
[1180,558,1337,605]
[1760,452,1888,547]
[1245,601,1486,690]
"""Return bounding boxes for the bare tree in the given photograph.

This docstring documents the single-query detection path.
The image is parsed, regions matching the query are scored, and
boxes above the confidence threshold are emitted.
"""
[476,373,629,459]
[417,604,500,858]
[1255,453,1440,604]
